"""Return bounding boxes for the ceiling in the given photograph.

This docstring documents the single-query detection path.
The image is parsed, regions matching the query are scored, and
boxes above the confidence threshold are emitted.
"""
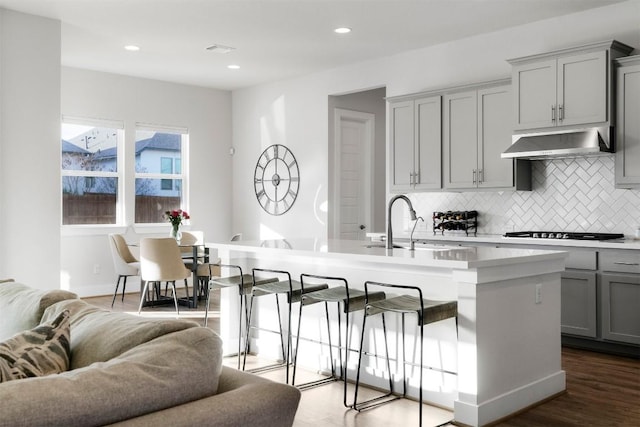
[0,0,624,90]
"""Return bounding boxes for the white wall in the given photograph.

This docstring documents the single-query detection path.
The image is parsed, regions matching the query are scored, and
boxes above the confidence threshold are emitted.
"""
[0,10,61,288]
[60,68,232,296]
[231,1,640,240]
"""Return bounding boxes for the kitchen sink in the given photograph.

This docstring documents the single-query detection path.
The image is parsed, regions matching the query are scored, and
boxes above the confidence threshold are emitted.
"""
[364,243,405,249]
[364,243,460,251]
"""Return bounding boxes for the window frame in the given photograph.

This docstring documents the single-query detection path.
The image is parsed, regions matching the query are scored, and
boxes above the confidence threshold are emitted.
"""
[134,124,189,225]
[60,116,124,228]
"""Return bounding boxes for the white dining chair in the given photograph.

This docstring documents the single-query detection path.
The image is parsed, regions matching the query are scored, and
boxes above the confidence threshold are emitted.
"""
[138,237,191,315]
[108,234,140,307]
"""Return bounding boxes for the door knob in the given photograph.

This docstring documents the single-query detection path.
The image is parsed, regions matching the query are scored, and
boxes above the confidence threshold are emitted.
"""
[359,225,366,230]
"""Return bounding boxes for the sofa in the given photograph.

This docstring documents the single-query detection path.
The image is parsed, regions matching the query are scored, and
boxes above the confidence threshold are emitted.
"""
[0,280,301,426]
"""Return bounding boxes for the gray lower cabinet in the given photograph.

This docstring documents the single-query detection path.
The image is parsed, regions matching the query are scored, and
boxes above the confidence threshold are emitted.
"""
[600,250,640,345]
[561,270,597,338]
[600,274,640,345]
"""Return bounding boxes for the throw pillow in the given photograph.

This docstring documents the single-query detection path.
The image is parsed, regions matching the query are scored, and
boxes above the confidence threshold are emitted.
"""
[0,310,71,383]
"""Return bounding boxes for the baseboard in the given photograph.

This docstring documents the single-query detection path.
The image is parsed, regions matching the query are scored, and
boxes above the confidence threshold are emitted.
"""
[454,370,566,426]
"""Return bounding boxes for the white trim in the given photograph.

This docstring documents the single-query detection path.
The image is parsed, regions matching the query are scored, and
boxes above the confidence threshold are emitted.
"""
[62,115,124,129]
[135,122,188,134]
[332,108,375,240]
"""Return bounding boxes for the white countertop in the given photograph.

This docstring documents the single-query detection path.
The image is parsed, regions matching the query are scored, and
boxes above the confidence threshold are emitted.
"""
[406,232,640,250]
[208,238,567,270]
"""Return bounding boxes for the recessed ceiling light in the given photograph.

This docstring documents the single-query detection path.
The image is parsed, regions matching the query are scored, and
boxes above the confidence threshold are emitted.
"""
[124,45,140,51]
[334,27,351,34]
[228,64,240,70]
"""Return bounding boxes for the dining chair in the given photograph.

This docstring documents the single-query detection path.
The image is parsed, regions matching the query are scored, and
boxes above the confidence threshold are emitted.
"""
[138,237,191,315]
[108,234,140,307]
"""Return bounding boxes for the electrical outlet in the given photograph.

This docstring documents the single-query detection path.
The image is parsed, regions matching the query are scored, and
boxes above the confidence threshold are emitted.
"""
[535,283,542,304]
[93,264,100,275]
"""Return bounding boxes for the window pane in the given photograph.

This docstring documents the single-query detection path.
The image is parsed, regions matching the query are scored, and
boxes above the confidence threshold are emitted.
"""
[135,131,182,173]
[62,177,117,225]
[62,124,119,172]
[135,178,182,223]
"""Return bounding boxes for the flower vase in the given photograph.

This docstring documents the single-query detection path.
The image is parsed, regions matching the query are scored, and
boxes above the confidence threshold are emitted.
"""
[170,224,182,242]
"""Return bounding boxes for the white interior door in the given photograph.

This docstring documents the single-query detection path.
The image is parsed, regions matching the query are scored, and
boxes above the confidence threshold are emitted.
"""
[333,109,374,240]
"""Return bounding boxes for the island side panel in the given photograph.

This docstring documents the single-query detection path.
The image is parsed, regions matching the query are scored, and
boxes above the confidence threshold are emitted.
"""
[454,259,566,426]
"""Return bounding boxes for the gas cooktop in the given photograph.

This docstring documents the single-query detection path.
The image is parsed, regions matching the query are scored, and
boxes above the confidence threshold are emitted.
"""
[504,231,625,241]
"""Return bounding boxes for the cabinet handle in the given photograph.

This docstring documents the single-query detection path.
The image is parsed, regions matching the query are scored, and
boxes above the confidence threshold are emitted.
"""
[551,105,556,122]
[414,171,420,186]
[478,169,483,184]
[559,104,564,121]
[472,169,477,184]
[409,172,413,186]
[613,262,640,266]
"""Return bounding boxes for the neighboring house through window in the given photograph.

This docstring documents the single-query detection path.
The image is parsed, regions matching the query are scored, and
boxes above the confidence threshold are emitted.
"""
[134,126,188,224]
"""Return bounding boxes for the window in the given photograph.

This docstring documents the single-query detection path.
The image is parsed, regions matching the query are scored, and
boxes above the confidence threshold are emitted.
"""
[134,127,188,224]
[61,120,123,225]
[160,157,173,190]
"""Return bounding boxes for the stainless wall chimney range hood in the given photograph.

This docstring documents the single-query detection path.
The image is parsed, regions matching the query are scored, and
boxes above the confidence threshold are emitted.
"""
[501,126,613,160]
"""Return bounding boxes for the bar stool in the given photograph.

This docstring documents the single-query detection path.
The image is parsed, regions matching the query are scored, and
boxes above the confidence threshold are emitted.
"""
[292,274,386,408]
[243,268,328,384]
[353,281,458,426]
[204,263,278,369]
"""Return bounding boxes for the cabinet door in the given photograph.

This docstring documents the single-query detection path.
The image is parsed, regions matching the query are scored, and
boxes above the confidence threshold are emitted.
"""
[601,274,640,345]
[561,270,597,338]
[414,96,442,190]
[615,62,640,188]
[557,51,607,127]
[512,59,556,130]
[478,85,514,189]
[389,100,414,191]
[443,91,477,189]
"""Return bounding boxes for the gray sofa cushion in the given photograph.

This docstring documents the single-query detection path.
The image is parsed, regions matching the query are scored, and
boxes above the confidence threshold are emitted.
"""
[107,366,302,427]
[0,325,223,427]
[0,281,77,341]
[42,299,199,369]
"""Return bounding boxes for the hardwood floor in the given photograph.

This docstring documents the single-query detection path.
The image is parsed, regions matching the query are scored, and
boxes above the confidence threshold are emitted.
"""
[85,291,640,426]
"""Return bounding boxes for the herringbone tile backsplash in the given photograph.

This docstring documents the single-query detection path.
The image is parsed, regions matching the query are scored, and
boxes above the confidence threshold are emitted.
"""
[411,156,640,237]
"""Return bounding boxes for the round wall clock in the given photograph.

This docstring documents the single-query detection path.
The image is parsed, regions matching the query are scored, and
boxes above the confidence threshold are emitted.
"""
[254,144,300,216]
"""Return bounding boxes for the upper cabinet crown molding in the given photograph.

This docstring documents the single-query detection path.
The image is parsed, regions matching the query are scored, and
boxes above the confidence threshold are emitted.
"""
[386,78,511,103]
[508,40,634,133]
[507,40,634,66]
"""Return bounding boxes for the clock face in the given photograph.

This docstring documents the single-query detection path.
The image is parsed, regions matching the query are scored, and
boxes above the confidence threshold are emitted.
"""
[254,144,300,216]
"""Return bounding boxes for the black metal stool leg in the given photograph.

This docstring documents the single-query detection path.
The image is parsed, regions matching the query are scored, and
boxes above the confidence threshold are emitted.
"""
[353,310,398,411]
[243,292,256,370]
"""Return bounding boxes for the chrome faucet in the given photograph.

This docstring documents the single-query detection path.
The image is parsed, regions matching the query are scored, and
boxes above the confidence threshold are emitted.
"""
[386,194,418,249]
[410,216,424,251]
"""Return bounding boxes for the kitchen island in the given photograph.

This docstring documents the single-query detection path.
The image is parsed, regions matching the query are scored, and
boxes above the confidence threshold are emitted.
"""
[206,238,567,426]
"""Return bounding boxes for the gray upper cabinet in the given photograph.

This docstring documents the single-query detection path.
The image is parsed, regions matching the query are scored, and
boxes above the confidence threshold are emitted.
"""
[443,90,477,189]
[615,56,640,189]
[478,85,518,188]
[509,41,633,132]
[443,82,527,190]
[389,95,441,192]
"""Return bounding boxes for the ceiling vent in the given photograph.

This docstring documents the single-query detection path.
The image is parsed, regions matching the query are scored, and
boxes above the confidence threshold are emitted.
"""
[205,44,236,54]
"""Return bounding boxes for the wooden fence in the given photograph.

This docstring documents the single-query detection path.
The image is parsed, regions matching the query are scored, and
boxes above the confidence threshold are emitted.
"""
[63,193,180,224]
